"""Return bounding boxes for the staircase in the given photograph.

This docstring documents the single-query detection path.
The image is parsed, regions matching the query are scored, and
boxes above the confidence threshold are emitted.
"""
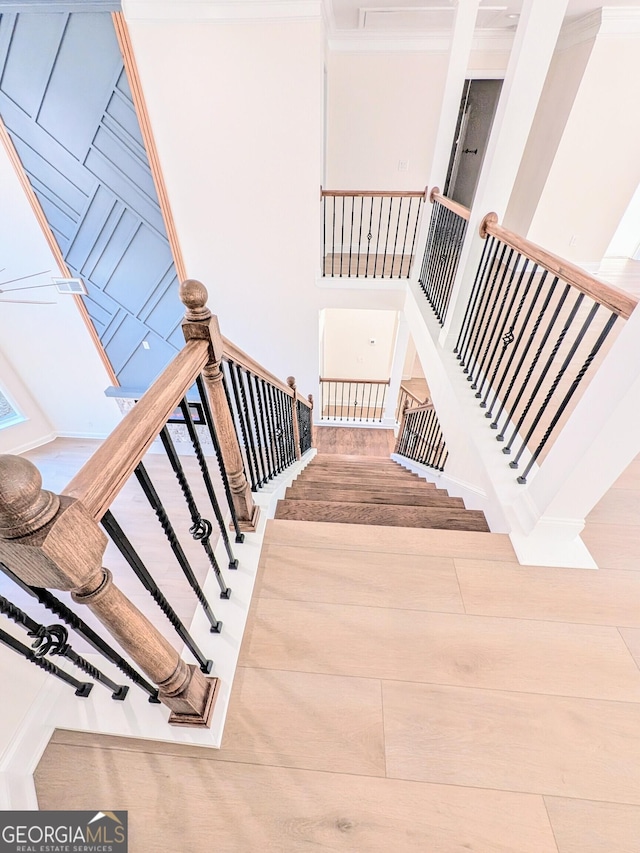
[275,454,489,532]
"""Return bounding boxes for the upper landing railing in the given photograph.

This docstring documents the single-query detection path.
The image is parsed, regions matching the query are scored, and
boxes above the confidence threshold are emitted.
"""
[321,188,427,279]
[0,281,312,728]
[418,190,639,483]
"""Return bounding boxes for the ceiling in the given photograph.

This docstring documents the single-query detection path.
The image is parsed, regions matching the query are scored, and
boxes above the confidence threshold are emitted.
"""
[327,0,640,33]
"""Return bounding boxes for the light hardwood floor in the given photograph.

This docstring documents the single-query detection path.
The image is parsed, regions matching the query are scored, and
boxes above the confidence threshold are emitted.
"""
[26,437,640,851]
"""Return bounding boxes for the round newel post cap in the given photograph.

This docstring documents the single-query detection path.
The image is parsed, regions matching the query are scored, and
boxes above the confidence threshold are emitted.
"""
[0,455,60,539]
[287,376,296,390]
[308,394,314,406]
[180,279,212,321]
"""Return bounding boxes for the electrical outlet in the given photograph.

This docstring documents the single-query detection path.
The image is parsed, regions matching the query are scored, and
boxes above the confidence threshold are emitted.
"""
[569,234,577,247]
[142,340,150,350]
[397,159,408,172]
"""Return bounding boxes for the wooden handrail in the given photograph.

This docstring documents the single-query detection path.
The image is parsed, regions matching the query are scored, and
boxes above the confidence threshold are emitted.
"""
[295,390,312,408]
[222,336,293,397]
[405,401,434,414]
[429,187,471,221]
[320,377,390,385]
[480,212,638,320]
[399,384,425,406]
[321,187,428,199]
[64,339,209,521]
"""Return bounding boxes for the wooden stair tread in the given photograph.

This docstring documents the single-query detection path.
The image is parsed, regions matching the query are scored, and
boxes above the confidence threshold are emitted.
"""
[295,477,436,492]
[274,499,490,532]
[265,519,514,559]
[285,485,460,507]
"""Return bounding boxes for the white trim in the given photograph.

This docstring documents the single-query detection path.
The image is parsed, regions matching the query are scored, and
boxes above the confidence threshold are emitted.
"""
[600,7,640,36]
[0,431,56,456]
[328,28,514,54]
[122,0,322,22]
[317,418,391,429]
[556,9,601,51]
[316,274,408,291]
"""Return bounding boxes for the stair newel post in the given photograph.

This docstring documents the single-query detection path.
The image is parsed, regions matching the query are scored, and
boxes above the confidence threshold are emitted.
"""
[180,279,259,531]
[287,376,302,461]
[395,399,410,453]
[0,455,217,726]
[308,394,314,448]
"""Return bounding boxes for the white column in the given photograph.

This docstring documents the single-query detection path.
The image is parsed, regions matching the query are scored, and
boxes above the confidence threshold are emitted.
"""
[510,302,640,559]
[439,0,570,347]
[383,316,411,426]
[428,0,482,190]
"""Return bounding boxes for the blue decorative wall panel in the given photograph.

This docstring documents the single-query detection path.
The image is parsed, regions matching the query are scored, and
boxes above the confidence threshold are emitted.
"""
[0,10,182,387]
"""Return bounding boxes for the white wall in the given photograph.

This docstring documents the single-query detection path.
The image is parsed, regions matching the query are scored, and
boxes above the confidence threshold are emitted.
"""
[326,51,448,189]
[517,30,640,265]
[126,15,325,398]
[0,138,121,454]
[322,308,397,378]
[505,36,595,236]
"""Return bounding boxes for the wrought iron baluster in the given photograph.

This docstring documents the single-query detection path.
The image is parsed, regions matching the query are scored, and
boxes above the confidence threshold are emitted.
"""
[488,270,549,428]
[0,561,160,702]
[383,196,393,277]
[254,375,274,480]
[178,399,238,570]
[497,279,567,444]
[0,593,128,699]
[517,310,617,483]
[455,235,496,359]
[470,245,515,392]
[196,374,244,544]
[480,257,532,411]
[340,196,345,277]
[227,361,257,491]
[357,196,364,277]
[348,195,354,277]
[135,461,224,634]
[506,291,588,463]
[242,369,266,486]
[464,242,509,380]
[365,196,374,278]
[101,510,213,673]
[331,196,336,276]
[400,197,413,278]
[391,197,403,277]
[159,427,231,599]
[374,196,383,277]
[0,626,93,696]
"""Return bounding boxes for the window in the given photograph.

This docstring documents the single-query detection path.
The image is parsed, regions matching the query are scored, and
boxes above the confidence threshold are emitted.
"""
[0,388,23,429]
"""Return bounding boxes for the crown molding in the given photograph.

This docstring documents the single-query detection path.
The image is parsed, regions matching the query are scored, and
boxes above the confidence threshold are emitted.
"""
[599,6,640,35]
[328,27,513,54]
[557,8,640,51]
[122,0,322,22]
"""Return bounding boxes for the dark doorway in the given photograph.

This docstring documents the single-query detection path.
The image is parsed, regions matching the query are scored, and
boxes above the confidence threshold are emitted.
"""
[444,78,503,209]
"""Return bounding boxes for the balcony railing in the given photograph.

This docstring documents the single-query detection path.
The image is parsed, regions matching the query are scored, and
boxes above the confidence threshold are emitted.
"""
[455,213,638,483]
[319,377,389,422]
[418,188,470,324]
[321,188,427,279]
[395,400,448,471]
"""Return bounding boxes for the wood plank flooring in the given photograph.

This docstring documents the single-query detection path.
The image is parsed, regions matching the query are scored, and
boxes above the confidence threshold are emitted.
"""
[30,438,640,851]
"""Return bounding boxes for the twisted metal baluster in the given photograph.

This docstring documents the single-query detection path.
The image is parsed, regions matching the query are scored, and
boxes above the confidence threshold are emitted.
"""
[135,462,223,633]
[102,510,213,673]
[178,399,238,570]
[0,625,93,696]
[196,374,244,543]
[160,428,231,599]
[0,594,128,698]
[0,560,160,701]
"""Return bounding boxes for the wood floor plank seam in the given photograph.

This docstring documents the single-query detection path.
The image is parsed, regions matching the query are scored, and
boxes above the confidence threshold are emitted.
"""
[233,665,640,706]
[542,796,563,853]
[256,591,468,616]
